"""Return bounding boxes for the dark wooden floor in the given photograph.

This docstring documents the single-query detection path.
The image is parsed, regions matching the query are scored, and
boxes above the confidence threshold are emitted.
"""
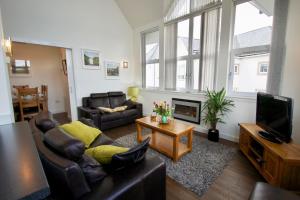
[103,124,264,200]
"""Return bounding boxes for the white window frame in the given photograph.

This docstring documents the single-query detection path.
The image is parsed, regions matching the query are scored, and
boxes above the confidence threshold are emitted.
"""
[228,0,272,97]
[234,64,239,75]
[141,27,160,89]
[258,62,268,75]
[175,13,204,92]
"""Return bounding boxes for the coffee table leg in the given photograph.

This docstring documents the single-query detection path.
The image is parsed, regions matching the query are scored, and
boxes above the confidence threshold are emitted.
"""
[173,136,179,161]
[136,123,142,143]
[152,129,156,145]
[188,130,193,151]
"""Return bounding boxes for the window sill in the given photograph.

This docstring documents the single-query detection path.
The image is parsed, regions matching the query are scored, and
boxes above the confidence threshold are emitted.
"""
[140,88,257,102]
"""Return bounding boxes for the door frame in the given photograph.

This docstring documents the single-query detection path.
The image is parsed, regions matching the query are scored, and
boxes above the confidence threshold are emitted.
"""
[9,37,78,121]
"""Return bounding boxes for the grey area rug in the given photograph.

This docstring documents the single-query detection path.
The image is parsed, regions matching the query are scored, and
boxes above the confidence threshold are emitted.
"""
[115,133,237,197]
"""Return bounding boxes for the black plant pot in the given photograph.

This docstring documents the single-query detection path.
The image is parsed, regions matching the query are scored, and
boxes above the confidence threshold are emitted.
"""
[208,129,219,142]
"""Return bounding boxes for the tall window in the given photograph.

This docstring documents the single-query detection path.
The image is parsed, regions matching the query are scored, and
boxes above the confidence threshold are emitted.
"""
[176,16,202,90]
[164,0,221,92]
[141,29,160,88]
[229,0,274,94]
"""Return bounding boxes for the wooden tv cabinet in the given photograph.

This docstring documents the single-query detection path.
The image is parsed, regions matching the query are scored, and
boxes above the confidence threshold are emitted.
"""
[239,123,300,190]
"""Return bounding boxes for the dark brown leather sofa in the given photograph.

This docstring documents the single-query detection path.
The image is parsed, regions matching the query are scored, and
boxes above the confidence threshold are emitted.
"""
[29,113,166,200]
[78,92,142,130]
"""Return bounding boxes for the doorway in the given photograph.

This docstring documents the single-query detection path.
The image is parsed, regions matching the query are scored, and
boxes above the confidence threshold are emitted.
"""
[8,41,76,123]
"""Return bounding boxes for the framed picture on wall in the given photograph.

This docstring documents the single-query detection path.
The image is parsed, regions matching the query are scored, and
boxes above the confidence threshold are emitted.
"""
[81,49,101,69]
[104,60,120,79]
[9,59,32,77]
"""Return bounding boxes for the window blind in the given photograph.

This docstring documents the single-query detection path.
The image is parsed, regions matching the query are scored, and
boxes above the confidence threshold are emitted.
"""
[164,0,222,23]
[164,23,177,90]
[201,8,221,90]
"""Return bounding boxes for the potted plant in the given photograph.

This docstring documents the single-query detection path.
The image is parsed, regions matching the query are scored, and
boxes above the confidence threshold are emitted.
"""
[202,88,234,142]
[153,101,171,124]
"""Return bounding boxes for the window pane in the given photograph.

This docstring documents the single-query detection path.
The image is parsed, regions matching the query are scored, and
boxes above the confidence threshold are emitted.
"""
[232,1,273,93]
[177,19,189,57]
[145,31,159,62]
[193,59,200,90]
[146,63,159,88]
[193,16,201,55]
[176,60,187,89]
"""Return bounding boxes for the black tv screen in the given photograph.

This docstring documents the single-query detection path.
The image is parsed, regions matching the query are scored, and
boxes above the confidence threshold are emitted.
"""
[256,93,293,142]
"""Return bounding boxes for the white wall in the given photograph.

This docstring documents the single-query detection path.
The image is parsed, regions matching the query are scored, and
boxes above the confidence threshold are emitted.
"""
[281,0,300,143]
[0,8,14,124]
[0,0,135,111]
[10,42,67,114]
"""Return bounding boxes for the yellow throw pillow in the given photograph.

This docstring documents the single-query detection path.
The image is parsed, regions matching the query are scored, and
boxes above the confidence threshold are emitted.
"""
[60,121,101,148]
[98,106,127,113]
[85,145,129,164]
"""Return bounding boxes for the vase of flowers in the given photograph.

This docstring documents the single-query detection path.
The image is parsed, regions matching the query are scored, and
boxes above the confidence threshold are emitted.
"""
[153,101,171,124]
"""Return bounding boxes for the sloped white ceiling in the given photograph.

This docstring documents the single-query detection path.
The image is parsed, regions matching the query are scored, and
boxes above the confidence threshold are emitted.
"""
[115,0,173,28]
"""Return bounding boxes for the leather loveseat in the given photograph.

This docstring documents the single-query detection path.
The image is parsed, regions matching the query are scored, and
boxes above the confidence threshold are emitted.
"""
[78,92,142,130]
[29,112,166,200]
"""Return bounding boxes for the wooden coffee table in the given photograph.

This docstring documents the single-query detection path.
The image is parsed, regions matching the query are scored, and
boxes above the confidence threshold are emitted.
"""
[136,116,194,161]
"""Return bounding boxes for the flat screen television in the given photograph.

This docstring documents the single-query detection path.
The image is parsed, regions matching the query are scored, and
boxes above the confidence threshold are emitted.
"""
[256,92,293,143]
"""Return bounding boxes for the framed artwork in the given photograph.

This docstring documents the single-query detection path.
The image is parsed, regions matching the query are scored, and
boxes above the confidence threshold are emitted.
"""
[9,59,31,77]
[104,60,120,79]
[82,49,101,69]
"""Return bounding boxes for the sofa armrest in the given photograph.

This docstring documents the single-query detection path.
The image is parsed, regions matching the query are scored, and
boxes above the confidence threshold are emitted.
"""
[81,156,166,200]
[133,102,143,118]
[78,107,100,127]
[33,132,91,199]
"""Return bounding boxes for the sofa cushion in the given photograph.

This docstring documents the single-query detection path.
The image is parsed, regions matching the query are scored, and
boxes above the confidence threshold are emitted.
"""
[122,109,138,118]
[90,134,114,147]
[98,106,127,113]
[36,118,56,133]
[85,145,129,164]
[77,154,107,184]
[44,128,85,161]
[111,137,150,170]
[108,92,126,108]
[101,112,123,122]
[89,93,110,108]
[60,121,101,148]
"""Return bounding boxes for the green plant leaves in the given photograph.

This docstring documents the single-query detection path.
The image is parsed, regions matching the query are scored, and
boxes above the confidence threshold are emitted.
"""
[201,88,234,129]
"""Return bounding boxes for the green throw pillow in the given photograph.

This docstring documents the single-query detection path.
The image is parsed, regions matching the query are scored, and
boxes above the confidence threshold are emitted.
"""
[85,145,129,164]
[60,121,101,148]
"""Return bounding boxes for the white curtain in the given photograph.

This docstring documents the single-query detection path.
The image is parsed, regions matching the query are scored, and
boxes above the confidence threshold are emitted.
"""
[191,0,222,13]
[165,0,221,22]
[164,23,177,90]
[164,0,190,22]
[201,8,220,90]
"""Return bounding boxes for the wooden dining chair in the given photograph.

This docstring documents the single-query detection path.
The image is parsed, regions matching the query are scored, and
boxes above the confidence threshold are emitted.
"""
[13,85,29,90]
[40,85,48,111]
[18,87,41,121]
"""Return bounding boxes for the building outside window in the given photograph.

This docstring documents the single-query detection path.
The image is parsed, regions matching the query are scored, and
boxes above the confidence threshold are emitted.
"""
[258,62,268,75]
[141,29,160,88]
[230,0,274,94]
